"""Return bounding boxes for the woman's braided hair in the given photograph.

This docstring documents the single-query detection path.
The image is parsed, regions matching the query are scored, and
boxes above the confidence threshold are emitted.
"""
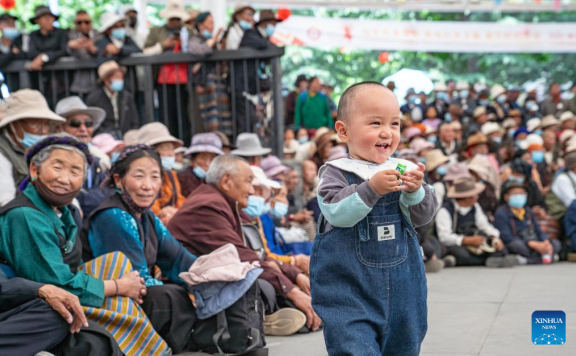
[106,144,162,188]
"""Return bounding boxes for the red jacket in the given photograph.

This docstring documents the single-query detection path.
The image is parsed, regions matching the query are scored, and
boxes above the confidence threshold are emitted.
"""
[168,183,300,296]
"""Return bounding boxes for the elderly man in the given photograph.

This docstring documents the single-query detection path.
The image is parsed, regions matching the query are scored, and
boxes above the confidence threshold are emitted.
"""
[85,60,139,139]
[169,155,321,336]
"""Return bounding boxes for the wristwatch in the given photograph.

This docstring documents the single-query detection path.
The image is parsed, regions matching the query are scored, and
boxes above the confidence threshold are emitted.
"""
[40,54,49,63]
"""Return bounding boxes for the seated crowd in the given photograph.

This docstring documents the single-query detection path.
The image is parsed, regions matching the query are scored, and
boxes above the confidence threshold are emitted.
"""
[0,5,576,355]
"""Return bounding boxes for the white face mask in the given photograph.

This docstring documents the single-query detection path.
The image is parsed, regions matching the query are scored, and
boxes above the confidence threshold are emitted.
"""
[455,202,473,215]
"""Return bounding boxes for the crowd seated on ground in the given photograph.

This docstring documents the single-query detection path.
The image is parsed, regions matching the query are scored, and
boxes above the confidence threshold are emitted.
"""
[2,3,576,355]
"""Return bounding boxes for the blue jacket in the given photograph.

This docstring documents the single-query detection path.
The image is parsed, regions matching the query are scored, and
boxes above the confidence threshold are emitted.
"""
[493,204,548,246]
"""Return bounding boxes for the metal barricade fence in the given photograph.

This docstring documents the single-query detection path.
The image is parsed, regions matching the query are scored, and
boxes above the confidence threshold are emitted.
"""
[0,46,285,156]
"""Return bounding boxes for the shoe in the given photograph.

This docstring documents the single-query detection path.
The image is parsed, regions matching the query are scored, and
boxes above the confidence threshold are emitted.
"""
[485,256,515,268]
[264,308,307,336]
[516,255,528,265]
[553,254,560,263]
[505,255,521,266]
[34,353,56,356]
[442,255,457,268]
[425,259,444,273]
[567,252,576,262]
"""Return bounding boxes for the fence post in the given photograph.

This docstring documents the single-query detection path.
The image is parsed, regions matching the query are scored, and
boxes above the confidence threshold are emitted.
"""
[18,69,30,89]
[142,64,155,123]
[271,57,284,158]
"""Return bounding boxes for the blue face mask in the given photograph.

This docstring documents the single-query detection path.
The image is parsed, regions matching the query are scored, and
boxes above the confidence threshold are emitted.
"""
[269,202,289,219]
[531,151,545,164]
[508,194,527,209]
[436,92,448,101]
[479,99,490,106]
[202,30,212,39]
[111,28,126,40]
[491,137,502,144]
[298,137,308,144]
[21,132,46,148]
[265,24,275,37]
[526,101,539,112]
[534,129,543,136]
[436,165,448,176]
[408,95,417,104]
[460,90,470,99]
[161,156,175,171]
[239,20,252,30]
[110,79,124,92]
[444,113,452,122]
[111,152,120,163]
[243,195,266,218]
[508,175,525,184]
[508,129,516,138]
[3,27,20,41]
[427,136,437,144]
[497,95,506,104]
[418,157,426,164]
[193,166,206,179]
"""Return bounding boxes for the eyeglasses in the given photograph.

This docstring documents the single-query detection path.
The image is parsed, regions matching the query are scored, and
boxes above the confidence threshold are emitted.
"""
[68,119,94,128]
[75,20,92,25]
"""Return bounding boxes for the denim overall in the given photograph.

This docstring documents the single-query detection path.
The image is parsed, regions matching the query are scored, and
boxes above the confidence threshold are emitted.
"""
[310,171,428,356]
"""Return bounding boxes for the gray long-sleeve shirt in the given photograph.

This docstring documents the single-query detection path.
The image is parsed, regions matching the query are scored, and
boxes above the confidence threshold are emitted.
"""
[318,164,439,230]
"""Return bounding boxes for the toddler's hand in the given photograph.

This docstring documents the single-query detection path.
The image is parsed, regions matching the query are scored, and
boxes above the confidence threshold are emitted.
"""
[369,169,406,195]
[401,163,426,193]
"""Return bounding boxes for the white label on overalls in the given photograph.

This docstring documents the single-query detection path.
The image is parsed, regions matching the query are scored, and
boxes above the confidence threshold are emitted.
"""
[378,225,395,241]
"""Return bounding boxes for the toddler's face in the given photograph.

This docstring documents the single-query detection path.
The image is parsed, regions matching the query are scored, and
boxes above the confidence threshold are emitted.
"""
[337,86,401,164]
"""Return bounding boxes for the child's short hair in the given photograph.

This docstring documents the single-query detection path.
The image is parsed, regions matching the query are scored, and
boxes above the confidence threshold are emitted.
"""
[337,81,387,123]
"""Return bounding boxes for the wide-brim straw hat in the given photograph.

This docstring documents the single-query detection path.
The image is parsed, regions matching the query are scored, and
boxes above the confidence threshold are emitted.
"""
[233,3,256,16]
[560,111,575,122]
[465,132,489,150]
[490,84,506,99]
[213,131,236,150]
[92,133,125,154]
[447,177,486,199]
[526,118,541,133]
[443,162,471,182]
[541,115,559,129]
[250,165,281,190]
[409,137,434,154]
[55,96,106,131]
[231,133,271,157]
[30,5,59,25]
[159,0,189,20]
[123,129,139,146]
[185,132,224,156]
[97,60,126,81]
[481,122,503,137]
[137,122,183,148]
[473,106,487,119]
[425,149,450,172]
[0,89,65,129]
[260,155,290,178]
[256,10,283,25]
[99,12,125,34]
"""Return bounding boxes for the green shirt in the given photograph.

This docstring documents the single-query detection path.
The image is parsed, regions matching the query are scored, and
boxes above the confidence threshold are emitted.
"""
[294,91,333,129]
[0,184,104,307]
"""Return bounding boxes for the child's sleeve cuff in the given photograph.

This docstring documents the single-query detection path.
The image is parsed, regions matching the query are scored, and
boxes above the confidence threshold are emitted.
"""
[401,185,425,206]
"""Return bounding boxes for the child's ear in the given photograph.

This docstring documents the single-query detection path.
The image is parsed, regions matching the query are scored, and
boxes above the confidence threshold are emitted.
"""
[335,120,349,143]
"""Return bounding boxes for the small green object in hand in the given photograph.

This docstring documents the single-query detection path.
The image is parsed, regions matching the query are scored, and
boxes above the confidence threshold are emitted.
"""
[395,163,407,175]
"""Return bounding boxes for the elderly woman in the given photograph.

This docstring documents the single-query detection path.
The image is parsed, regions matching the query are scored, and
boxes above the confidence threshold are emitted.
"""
[138,122,186,226]
[86,144,198,354]
[0,89,66,206]
[0,135,170,356]
[187,12,231,134]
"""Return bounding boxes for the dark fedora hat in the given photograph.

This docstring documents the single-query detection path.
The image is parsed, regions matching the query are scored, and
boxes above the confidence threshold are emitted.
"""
[30,5,59,25]
[256,10,282,25]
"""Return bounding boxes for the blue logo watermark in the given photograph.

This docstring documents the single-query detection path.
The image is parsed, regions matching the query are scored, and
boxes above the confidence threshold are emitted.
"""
[532,311,566,345]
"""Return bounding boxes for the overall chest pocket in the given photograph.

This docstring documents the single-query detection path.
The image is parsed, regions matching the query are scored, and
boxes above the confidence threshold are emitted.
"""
[355,213,408,267]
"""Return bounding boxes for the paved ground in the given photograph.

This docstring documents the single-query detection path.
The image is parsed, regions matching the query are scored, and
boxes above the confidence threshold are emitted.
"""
[181,262,575,356]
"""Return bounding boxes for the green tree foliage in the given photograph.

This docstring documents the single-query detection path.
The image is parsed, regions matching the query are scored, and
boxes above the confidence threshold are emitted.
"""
[281,9,576,97]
